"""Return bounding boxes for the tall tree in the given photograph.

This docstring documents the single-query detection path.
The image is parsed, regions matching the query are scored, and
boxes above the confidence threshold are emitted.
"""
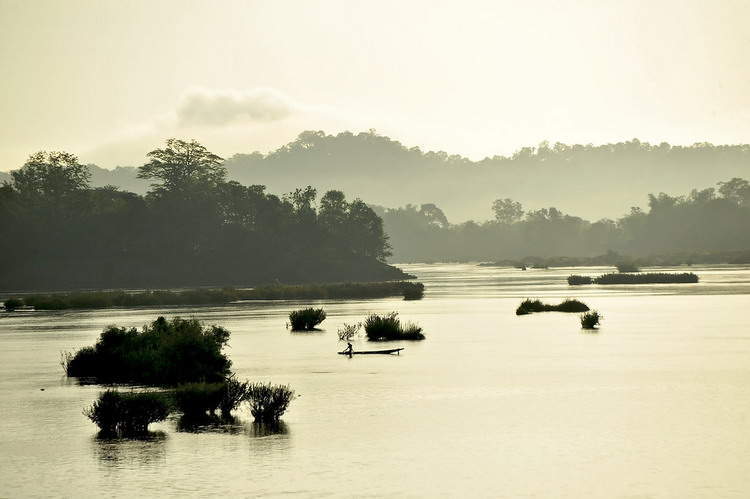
[138,138,225,193]
[12,151,90,200]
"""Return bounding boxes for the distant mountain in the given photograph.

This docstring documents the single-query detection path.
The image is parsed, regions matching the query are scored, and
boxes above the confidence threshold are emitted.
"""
[5,131,749,222]
[222,131,750,222]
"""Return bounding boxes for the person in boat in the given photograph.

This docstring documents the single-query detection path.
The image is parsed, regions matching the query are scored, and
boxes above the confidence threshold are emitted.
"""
[343,342,353,355]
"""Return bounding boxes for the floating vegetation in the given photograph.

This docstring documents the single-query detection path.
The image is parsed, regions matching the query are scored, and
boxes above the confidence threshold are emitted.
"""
[289,308,327,331]
[580,311,602,329]
[569,272,698,285]
[402,282,424,300]
[516,298,590,315]
[2,297,23,311]
[364,312,425,341]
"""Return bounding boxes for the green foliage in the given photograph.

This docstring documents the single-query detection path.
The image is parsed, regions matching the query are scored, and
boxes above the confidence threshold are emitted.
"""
[364,312,425,341]
[580,311,602,329]
[289,308,326,331]
[219,377,252,415]
[244,383,295,423]
[65,316,232,385]
[84,390,169,435]
[516,298,589,315]
[3,297,23,311]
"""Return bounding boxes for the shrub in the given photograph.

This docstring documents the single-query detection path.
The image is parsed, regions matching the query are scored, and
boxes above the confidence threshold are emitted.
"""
[516,298,589,315]
[615,262,640,273]
[65,316,232,385]
[580,311,602,329]
[567,275,593,285]
[174,383,225,416]
[84,390,169,435]
[244,383,295,423]
[364,312,425,341]
[337,322,361,341]
[219,377,251,414]
[289,308,326,330]
[402,282,424,300]
[3,297,23,311]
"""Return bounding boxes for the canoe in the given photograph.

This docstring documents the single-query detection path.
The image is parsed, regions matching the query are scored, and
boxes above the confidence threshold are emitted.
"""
[338,348,403,355]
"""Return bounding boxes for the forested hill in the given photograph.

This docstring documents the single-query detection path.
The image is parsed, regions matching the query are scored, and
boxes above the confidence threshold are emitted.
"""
[0,141,406,292]
[5,131,748,222]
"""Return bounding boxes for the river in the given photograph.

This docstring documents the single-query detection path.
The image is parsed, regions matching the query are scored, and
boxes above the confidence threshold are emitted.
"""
[1,264,749,497]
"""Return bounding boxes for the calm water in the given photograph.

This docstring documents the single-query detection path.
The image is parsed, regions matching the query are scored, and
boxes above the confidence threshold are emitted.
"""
[1,264,750,498]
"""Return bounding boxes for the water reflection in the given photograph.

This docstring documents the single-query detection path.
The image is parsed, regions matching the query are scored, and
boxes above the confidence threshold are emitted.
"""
[175,413,245,434]
[248,421,289,438]
[92,431,167,467]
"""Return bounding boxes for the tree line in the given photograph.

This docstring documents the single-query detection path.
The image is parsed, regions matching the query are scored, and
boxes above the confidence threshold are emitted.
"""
[373,178,750,262]
[0,139,401,291]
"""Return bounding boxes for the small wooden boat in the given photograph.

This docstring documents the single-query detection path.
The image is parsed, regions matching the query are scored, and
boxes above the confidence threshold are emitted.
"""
[338,348,403,355]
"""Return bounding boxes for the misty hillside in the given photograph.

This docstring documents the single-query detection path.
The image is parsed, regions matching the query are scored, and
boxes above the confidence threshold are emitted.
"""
[6,131,749,222]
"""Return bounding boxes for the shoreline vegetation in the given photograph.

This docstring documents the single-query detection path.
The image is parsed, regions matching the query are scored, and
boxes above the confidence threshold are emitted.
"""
[568,272,699,285]
[479,249,750,269]
[516,299,590,315]
[2,281,424,311]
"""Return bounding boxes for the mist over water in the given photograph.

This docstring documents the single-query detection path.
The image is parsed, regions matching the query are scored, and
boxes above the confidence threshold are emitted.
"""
[1,264,749,497]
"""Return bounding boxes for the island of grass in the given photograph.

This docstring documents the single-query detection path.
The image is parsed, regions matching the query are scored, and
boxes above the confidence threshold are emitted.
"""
[568,272,699,285]
[6,280,424,311]
[289,308,326,330]
[64,316,296,435]
[516,298,590,315]
[364,312,425,341]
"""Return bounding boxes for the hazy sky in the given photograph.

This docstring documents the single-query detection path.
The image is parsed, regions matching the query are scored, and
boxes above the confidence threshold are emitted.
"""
[1,0,748,170]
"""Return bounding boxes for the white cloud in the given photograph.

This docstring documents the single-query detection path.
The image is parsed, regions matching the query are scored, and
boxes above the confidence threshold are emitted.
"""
[175,87,297,127]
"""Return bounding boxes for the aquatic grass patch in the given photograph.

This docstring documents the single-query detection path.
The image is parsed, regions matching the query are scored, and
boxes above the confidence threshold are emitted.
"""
[337,322,361,341]
[569,272,698,285]
[244,383,295,423]
[289,308,326,331]
[516,298,590,315]
[567,275,594,285]
[364,312,425,341]
[173,383,226,417]
[64,316,231,385]
[20,281,424,310]
[580,311,602,329]
[84,389,169,436]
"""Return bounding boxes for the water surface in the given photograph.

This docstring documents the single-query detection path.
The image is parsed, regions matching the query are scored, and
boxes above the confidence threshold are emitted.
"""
[1,264,749,497]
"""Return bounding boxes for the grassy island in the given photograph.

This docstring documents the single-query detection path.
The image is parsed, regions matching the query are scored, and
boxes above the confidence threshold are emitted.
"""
[6,280,424,311]
[516,298,590,315]
[364,312,425,341]
[568,272,699,285]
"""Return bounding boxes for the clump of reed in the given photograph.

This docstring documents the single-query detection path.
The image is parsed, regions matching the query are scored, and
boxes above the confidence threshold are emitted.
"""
[84,389,169,435]
[244,383,295,423]
[567,275,594,285]
[337,322,361,341]
[63,316,232,385]
[580,311,602,329]
[402,282,424,300]
[516,298,590,315]
[289,308,326,330]
[3,297,23,311]
[363,312,425,341]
